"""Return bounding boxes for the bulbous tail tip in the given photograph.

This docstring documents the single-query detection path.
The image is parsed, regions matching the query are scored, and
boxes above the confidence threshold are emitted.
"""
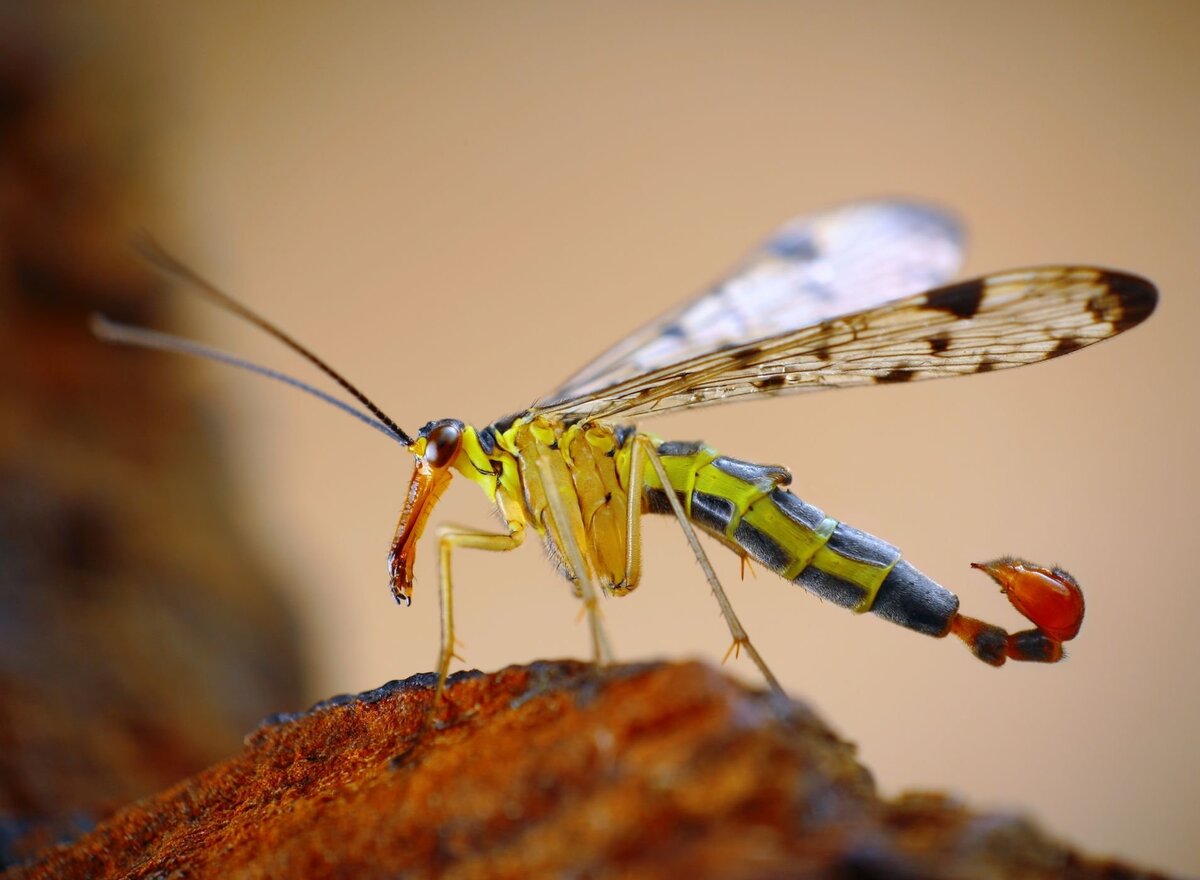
[971,557,1084,643]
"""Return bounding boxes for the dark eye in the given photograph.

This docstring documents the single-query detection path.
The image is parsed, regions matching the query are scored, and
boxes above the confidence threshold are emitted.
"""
[424,422,462,468]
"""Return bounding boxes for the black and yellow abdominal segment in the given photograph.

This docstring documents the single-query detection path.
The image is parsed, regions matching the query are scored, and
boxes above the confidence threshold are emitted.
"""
[642,440,957,635]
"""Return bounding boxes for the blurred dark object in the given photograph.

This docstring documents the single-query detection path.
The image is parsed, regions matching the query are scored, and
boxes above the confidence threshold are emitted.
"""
[0,6,306,864]
[7,660,1176,879]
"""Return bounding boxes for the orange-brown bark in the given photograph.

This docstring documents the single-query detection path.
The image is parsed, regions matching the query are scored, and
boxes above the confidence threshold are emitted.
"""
[8,660,1175,879]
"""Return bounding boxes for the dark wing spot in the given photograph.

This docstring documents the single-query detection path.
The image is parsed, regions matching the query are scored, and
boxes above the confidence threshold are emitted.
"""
[1051,337,1085,358]
[753,374,787,390]
[930,333,952,354]
[973,359,997,374]
[1095,270,1158,333]
[876,369,914,384]
[925,279,985,320]
[733,345,764,366]
[812,344,832,364]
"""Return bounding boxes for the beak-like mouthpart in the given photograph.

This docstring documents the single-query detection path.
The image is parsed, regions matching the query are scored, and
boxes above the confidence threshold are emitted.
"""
[387,459,454,606]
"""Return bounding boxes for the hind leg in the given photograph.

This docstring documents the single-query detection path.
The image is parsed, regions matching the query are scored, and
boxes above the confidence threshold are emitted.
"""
[636,435,784,697]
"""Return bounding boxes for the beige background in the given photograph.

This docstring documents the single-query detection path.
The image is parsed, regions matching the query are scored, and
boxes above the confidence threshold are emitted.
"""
[99,3,1198,874]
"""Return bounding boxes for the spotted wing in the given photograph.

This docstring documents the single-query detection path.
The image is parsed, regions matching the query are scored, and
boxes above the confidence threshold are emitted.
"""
[534,267,1157,423]
[540,199,966,408]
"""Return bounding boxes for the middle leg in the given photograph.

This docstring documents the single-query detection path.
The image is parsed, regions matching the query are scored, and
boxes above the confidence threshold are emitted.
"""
[534,453,614,665]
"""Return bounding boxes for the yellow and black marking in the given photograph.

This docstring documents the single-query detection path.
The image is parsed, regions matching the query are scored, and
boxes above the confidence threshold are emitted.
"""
[491,423,962,639]
[102,199,1157,701]
[640,439,956,626]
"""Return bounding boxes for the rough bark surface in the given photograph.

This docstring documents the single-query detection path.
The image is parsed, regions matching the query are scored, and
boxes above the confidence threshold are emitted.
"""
[6,660,1175,880]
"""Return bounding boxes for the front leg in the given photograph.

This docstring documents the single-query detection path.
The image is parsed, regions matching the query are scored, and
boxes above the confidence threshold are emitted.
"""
[434,514,525,699]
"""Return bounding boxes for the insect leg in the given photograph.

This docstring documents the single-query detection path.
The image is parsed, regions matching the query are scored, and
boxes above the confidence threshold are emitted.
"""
[534,455,615,665]
[621,432,645,592]
[434,520,525,698]
[637,436,785,697]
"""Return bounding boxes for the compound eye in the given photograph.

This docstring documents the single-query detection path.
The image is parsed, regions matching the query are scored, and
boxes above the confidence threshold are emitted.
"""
[423,422,462,469]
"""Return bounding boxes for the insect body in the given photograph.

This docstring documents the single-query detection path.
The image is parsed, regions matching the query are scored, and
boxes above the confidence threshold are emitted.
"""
[99,200,1155,699]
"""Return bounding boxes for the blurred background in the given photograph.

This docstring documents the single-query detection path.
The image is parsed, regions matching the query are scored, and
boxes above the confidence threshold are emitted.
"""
[1,1,1196,874]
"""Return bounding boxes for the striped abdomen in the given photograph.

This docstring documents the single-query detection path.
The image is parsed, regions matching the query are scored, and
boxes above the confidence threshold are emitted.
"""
[645,439,959,637]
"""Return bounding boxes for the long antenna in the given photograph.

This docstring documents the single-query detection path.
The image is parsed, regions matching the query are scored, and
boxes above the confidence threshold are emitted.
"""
[134,234,414,447]
[91,315,408,445]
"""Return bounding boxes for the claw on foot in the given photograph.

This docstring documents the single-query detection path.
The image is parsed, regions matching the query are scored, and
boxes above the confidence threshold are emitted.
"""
[950,557,1085,665]
[721,639,745,664]
[574,600,606,625]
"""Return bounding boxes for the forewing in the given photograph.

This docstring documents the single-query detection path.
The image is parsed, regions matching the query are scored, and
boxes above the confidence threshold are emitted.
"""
[540,199,965,407]
[535,267,1156,422]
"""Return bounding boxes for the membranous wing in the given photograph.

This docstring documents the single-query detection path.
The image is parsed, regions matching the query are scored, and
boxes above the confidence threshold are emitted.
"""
[534,267,1156,423]
[540,199,965,408]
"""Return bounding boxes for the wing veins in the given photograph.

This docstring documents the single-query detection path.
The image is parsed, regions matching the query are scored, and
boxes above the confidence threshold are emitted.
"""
[534,266,1154,422]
